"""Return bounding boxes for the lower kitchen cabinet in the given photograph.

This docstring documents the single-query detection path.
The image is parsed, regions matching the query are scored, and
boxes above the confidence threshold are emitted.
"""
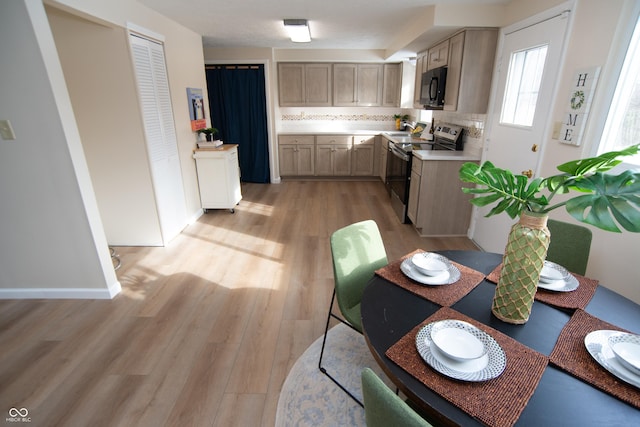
[352,135,377,176]
[277,133,382,178]
[316,135,351,175]
[407,159,421,223]
[379,137,388,182]
[193,145,242,212]
[278,135,315,176]
[409,159,477,236]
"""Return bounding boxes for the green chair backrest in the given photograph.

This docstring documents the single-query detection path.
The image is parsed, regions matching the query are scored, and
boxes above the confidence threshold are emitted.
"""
[547,218,592,276]
[330,220,388,332]
[361,368,432,427]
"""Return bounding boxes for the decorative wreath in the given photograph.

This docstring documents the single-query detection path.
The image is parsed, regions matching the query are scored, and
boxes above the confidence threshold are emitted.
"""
[570,90,585,110]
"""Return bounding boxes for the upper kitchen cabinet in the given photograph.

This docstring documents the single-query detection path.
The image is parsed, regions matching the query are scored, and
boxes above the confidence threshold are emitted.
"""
[444,29,498,113]
[426,39,449,70]
[413,52,427,108]
[382,63,402,107]
[333,63,384,107]
[278,63,332,106]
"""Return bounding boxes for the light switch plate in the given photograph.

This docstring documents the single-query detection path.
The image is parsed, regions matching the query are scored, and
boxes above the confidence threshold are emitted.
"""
[0,120,16,140]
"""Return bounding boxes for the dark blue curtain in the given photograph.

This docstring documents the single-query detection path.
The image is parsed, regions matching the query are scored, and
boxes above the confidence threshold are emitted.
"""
[205,65,270,183]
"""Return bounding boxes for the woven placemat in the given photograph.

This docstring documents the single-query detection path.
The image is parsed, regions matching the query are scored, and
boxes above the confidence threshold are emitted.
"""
[386,307,548,427]
[375,250,485,307]
[486,263,599,310]
[549,309,640,408]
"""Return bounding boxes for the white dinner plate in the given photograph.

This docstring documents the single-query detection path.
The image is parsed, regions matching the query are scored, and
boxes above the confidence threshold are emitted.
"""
[430,320,488,361]
[608,332,640,376]
[537,273,579,292]
[400,256,460,285]
[415,320,506,382]
[584,330,640,389]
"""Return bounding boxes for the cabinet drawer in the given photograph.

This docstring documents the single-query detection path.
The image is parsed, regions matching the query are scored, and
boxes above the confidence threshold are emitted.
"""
[316,135,352,145]
[411,157,423,175]
[353,135,376,146]
[279,135,314,145]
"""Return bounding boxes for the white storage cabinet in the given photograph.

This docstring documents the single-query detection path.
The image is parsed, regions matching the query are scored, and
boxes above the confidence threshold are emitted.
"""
[193,145,242,213]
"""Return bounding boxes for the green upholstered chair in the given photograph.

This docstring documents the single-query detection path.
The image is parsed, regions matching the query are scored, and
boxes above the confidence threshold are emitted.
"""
[361,368,433,427]
[546,219,593,275]
[319,220,388,407]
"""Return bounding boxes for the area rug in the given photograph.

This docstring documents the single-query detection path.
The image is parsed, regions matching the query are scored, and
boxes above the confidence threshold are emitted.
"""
[275,323,393,427]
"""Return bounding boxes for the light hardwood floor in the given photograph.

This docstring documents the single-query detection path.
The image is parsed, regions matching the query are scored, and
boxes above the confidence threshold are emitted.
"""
[0,180,478,427]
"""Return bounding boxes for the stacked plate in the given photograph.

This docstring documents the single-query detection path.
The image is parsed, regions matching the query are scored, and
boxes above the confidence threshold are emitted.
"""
[415,319,506,382]
[585,330,640,388]
[538,260,579,292]
[400,252,461,285]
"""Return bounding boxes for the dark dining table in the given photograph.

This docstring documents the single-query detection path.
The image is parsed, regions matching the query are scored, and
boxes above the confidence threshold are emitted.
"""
[361,250,640,427]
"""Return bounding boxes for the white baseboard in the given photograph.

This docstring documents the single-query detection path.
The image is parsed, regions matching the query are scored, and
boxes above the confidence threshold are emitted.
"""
[0,280,122,300]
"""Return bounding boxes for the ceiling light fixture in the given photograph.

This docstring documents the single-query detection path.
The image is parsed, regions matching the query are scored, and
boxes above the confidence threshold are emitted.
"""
[283,19,311,43]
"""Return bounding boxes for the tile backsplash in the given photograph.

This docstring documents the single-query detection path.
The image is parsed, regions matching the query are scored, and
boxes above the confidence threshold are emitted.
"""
[278,107,487,158]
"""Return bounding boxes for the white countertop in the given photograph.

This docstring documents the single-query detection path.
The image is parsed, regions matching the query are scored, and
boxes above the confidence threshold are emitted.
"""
[278,130,386,135]
[412,150,481,161]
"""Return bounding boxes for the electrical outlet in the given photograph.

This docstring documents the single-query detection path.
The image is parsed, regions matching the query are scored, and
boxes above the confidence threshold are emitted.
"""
[0,120,16,140]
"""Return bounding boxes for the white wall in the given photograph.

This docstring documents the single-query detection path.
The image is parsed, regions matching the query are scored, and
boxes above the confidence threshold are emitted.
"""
[52,0,210,233]
[47,6,163,246]
[0,0,119,298]
[492,0,640,304]
[0,0,210,298]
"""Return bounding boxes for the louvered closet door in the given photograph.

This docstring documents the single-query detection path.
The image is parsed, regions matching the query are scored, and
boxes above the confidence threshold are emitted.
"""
[130,33,186,245]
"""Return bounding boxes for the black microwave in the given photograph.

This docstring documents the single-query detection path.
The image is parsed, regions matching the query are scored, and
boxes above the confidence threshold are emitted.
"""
[419,66,447,108]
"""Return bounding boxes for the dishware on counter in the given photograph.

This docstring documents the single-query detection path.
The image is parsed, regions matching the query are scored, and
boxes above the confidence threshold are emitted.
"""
[400,254,460,285]
[608,332,640,376]
[415,320,506,382]
[411,252,448,276]
[585,330,640,389]
[430,320,488,362]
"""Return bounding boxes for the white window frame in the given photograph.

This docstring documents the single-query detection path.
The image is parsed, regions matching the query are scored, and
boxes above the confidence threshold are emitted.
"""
[594,4,640,168]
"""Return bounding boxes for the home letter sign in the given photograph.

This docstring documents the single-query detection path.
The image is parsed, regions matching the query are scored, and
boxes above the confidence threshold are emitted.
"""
[559,67,600,146]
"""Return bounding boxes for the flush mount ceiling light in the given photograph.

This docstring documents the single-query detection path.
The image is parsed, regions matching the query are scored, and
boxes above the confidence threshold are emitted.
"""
[283,19,311,43]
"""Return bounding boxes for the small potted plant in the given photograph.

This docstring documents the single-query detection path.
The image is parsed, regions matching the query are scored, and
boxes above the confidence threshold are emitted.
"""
[197,127,219,141]
[393,114,410,130]
[459,144,640,323]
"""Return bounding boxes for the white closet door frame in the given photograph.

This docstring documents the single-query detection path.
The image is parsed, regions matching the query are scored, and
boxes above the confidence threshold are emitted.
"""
[129,31,187,245]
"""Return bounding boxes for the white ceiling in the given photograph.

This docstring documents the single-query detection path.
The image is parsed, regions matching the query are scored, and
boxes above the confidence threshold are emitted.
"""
[140,0,509,59]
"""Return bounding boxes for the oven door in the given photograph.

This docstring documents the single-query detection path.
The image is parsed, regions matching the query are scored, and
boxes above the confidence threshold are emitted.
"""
[386,143,411,223]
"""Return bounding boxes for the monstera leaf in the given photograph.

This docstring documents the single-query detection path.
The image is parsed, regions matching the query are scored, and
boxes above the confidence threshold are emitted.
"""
[459,144,640,233]
[459,162,548,218]
[564,170,640,232]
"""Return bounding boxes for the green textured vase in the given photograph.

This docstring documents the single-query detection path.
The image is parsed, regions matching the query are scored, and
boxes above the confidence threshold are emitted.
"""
[492,211,550,324]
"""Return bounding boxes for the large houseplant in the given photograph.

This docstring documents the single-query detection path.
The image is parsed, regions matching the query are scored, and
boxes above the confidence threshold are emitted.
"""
[459,144,640,323]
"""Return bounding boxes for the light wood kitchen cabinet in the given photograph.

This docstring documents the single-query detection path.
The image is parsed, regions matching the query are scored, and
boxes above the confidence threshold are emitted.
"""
[407,159,421,223]
[427,39,449,70]
[444,29,498,113]
[333,64,384,106]
[278,135,315,176]
[315,135,351,176]
[409,159,478,236]
[382,63,402,107]
[352,135,377,176]
[379,137,389,182]
[413,52,427,108]
[278,63,332,106]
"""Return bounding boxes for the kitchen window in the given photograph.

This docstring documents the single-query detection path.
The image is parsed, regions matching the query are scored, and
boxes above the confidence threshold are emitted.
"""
[500,45,548,127]
[598,13,640,166]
